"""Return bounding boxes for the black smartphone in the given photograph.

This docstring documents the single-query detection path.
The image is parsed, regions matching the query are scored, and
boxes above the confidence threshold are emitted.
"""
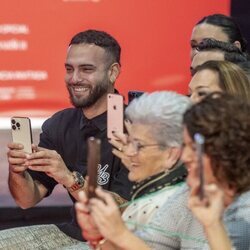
[11,117,33,154]
[194,133,205,200]
[87,137,101,199]
[128,90,144,104]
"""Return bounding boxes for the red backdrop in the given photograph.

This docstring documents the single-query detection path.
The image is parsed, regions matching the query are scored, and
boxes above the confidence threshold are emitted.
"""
[0,0,230,117]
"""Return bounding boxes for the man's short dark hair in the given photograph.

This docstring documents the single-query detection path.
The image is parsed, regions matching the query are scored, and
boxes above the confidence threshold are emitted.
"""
[69,29,121,65]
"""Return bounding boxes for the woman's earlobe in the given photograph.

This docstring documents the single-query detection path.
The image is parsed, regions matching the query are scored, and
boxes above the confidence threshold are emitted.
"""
[233,40,241,50]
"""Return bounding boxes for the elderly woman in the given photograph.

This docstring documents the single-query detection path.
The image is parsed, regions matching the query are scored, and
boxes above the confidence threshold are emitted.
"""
[78,93,250,250]
[189,60,250,103]
[182,93,250,250]
[75,91,191,249]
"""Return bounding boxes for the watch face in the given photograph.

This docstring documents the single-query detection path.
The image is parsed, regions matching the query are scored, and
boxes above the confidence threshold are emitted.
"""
[75,171,84,184]
[67,171,85,192]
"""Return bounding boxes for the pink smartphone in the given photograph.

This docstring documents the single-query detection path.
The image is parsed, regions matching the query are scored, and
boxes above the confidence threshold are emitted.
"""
[87,137,101,199]
[11,117,33,154]
[107,93,124,140]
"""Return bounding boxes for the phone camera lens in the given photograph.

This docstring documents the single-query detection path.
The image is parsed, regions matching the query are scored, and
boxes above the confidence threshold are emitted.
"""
[11,119,16,125]
[16,122,20,128]
[12,125,16,130]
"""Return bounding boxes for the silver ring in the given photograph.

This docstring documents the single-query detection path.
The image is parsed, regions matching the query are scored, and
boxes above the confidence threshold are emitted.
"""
[118,147,123,152]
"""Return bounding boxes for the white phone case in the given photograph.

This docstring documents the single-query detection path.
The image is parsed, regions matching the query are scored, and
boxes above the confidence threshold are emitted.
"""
[11,117,33,154]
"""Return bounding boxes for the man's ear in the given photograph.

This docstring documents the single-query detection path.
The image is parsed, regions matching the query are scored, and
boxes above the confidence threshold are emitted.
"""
[233,40,242,50]
[109,63,120,84]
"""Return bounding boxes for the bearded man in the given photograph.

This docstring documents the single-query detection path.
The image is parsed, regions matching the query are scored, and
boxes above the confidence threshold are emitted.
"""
[5,30,132,248]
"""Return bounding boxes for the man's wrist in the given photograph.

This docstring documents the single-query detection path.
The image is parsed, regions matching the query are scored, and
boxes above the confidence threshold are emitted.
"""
[65,171,85,192]
[63,171,75,187]
[9,166,27,176]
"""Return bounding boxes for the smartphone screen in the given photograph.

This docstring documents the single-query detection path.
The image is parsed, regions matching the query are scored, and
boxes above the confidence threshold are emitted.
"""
[194,133,205,200]
[11,117,33,154]
[128,90,144,104]
[87,137,101,199]
[107,93,124,140]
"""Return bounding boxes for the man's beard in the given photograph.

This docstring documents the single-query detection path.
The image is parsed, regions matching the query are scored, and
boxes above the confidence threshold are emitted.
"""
[67,80,110,109]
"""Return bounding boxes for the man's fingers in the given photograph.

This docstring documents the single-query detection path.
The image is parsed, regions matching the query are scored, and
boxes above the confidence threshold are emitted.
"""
[7,149,27,159]
[32,144,39,152]
[26,150,52,160]
[28,164,50,172]
[7,143,24,150]
[25,158,51,166]
[10,165,28,173]
[8,157,27,165]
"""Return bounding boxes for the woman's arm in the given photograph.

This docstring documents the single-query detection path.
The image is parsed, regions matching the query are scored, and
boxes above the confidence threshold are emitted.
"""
[89,187,151,250]
[188,184,233,250]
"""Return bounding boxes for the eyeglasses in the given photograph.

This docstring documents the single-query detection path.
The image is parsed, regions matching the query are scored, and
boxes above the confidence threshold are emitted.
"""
[128,139,165,154]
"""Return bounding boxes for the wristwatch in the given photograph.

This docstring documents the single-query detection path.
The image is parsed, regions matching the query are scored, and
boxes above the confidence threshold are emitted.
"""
[66,171,85,192]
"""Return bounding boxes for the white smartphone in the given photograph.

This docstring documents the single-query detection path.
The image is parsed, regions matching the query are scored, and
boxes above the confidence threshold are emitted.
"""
[107,93,124,140]
[11,117,33,154]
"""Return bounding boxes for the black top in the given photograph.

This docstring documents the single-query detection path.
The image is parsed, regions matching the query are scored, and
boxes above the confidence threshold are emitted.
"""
[28,108,133,241]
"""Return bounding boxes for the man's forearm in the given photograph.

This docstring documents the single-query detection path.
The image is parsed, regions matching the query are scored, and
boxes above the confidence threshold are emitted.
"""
[8,169,46,208]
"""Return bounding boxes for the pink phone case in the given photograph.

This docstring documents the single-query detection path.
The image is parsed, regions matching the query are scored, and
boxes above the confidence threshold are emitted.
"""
[107,94,124,140]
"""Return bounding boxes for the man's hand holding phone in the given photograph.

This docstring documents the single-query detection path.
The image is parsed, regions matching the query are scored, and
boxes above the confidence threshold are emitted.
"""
[7,142,30,174]
[8,116,33,174]
[25,147,73,187]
